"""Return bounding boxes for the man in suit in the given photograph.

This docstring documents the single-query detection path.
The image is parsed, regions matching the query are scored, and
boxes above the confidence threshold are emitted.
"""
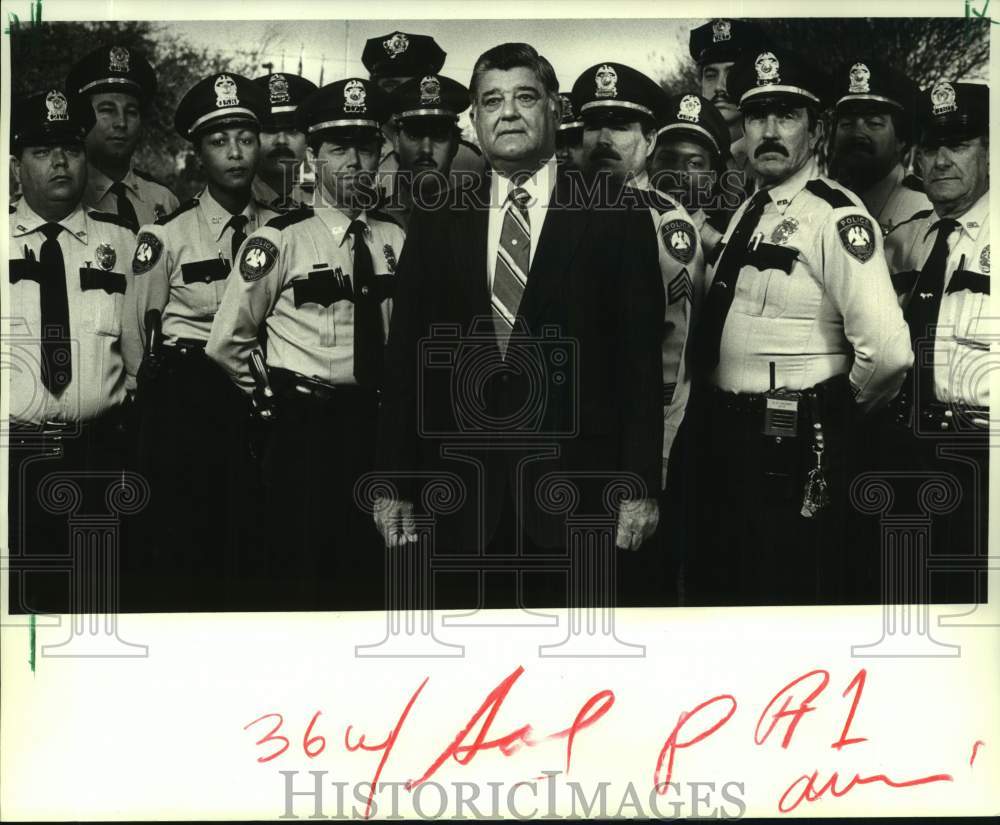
[374,43,664,609]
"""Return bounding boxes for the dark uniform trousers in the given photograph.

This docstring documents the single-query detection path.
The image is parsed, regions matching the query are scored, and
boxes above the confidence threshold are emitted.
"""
[259,370,384,611]
[8,410,132,614]
[686,374,859,606]
[134,342,260,610]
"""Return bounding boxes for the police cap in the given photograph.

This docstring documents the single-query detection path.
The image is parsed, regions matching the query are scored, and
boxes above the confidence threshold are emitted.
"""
[297,78,390,140]
[66,44,157,103]
[252,73,319,131]
[689,19,770,66]
[917,80,988,146]
[11,89,95,152]
[657,92,730,162]
[832,58,918,115]
[390,74,469,122]
[174,73,265,141]
[571,62,669,128]
[557,92,583,131]
[362,31,446,79]
[729,47,831,111]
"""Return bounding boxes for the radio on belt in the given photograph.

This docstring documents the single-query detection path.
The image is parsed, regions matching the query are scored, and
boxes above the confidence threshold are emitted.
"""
[762,361,800,438]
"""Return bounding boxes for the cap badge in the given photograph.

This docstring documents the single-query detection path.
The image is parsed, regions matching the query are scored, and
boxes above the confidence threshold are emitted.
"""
[771,217,799,245]
[712,19,732,43]
[109,46,130,74]
[848,63,871,94]
[384,32,409,58]
[559,94,574,120]
[95,243,117,271]
[980,245,990,274]
[344,79,367,113]
[45,90,69,122]
[755,52,780,86]
[595,64,618,99]
[269,74,291,105]
[214,74,240,108]
[419,75,441,105]
[677,94,702,123]
[931,80,958,115]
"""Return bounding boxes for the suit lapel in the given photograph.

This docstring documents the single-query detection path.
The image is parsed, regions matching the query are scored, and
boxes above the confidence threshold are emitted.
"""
[452,180,492,321]
[517,168,588,326]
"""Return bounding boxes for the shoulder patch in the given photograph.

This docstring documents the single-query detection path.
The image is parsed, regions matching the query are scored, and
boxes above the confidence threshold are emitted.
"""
[901,173,924,193]
[266,207,315,230]
[661,218,697,264]
[805,179,854,210]
[240,236,279,281]
[88,210,137,232]
[837,214,877,263]
[132,231,164,274]
[155,198,198,225]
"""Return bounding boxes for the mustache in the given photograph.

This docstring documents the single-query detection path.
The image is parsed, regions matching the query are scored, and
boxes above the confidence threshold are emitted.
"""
[590,146,622,162]
[267,148,297,159]
[841,138,874,154]
[711,92,733,105]
[755,141,789,158]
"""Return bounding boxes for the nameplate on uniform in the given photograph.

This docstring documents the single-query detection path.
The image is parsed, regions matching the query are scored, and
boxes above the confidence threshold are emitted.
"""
[743,242,798,275]
[9,258,43,284]
[79,267,127,295]
[946,269,990,296]
[292,268,354,308]
[181,258,230,284]
[762,395,799,437]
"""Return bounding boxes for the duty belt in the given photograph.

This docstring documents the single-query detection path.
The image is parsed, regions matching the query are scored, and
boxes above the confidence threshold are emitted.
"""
[269,367,379,404]
[163,338,208,357]
[919,401,989,432]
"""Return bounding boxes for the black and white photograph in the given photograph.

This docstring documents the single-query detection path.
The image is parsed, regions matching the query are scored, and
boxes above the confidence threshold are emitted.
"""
[1,0,997,820]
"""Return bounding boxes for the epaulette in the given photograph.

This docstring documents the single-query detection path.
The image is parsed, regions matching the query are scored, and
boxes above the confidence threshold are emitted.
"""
[901,173,925,193]
[88,210,137,231]
[886,209,933,236]
[369,208,403,229]
[266,207,315,230]
[804,179,855,209]
[459,138,483,157]
[134,168,171,189]
[155,198,198,225]
[631,187,679,216]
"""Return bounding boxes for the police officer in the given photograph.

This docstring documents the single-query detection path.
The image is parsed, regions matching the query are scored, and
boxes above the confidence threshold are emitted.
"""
[883,81,990,603]
[207,78,404,609]
[251,72,317,211]
[571,62,705,604]
[830,58,931,235]
[362,30,485,199]
[8,89,138,612]
[383,73,469,230]
[66,45,179,229]
[651,91,734,258]
[555,91,585,169]
[688,48,913,606]
[689,19,770,176]
[126,72,273,609]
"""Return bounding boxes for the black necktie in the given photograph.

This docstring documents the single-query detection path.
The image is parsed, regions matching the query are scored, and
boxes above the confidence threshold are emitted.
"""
[108,180,139,232]
[904,217,960,407]
[38,222,72,394]
[693,188,771,374]
[346,220,383,388]
[228,214,249,265]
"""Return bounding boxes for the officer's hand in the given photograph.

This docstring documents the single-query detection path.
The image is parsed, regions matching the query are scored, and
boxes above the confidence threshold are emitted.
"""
[373,495,418,549]
[615,497,659,552]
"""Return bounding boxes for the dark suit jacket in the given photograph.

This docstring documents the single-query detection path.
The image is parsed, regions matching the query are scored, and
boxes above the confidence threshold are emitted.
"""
[377,166,664,550]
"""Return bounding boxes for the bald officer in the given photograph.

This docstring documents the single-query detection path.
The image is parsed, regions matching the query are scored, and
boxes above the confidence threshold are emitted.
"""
[66,44,179,229]
[688,48,913,606]
[8,89,138,612]
[207,79,404,609]
[383,73,469,230]
[127,72,273,608]
[883,81,990,603]
[251,72,317,211]
[830,58,931,235]
[651,91,735,258]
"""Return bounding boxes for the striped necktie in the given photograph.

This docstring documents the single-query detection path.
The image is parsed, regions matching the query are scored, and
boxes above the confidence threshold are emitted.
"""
[492,186,531,358]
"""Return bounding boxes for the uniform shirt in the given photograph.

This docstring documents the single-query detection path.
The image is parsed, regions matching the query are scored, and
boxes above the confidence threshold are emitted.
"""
[858,163,932,237]
[124,189,277,368]
[709,158,913,410]
[8,199,137,423]
[206,205,405,390]
[83,164,180,228]
[487,155,557,288]
[632,174,707,486]
[884,191,991,407]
